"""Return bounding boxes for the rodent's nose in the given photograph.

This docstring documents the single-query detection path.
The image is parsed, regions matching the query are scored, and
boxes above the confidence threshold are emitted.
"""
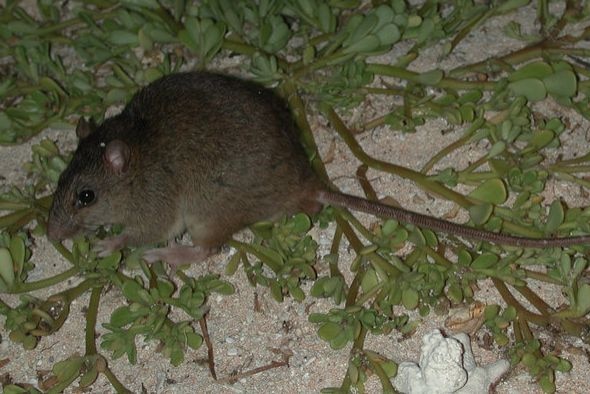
[46,214,82,242]
[46,220,63,242]
[46,214,72,242]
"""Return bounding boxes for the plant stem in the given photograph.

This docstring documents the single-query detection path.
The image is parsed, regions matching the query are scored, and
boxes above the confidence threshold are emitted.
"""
[364,349,396,393]
[227,240,282,273]
[103,366,134,394]
[355,280,386,305]
[523,269,563,285]
[31,7,120,36]
[492,278,549,326]
[280,78,330,181]
[321,104,473,208]
[85,285,102,355]
[9,267,79,293]
[421,123,479,174]
[222,36,290,71]
[366,63,496,90]
[328,225,343,278]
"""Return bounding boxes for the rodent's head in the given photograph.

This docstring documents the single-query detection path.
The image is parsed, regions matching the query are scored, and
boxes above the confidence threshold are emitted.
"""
[47,118,132,242]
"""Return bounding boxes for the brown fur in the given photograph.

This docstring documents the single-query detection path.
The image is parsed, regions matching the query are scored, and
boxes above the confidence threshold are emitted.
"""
[47,72,322,254]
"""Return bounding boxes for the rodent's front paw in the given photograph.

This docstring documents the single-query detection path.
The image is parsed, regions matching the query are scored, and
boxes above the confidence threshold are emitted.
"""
[93,234,128,257]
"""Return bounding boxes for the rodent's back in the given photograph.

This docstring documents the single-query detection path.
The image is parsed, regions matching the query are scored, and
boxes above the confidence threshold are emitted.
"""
[126,72,312,176]
[128,73,302,146]
[128,72,318,208]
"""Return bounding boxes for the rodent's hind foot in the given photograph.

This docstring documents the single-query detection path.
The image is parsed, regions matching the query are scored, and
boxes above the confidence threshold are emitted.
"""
[142,245,216,267]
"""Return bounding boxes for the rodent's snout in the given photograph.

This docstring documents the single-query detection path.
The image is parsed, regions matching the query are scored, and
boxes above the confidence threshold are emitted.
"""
[46,208,78,243]
[46,216,66,242]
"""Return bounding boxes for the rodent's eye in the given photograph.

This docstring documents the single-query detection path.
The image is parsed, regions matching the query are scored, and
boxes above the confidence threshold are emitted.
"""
[76,190,96,208]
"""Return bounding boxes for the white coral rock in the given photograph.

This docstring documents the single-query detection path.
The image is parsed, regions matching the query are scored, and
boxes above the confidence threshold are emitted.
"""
[393,329,509,394]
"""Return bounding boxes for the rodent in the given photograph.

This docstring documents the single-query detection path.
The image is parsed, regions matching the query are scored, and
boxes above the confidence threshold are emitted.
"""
[46,71,590,266]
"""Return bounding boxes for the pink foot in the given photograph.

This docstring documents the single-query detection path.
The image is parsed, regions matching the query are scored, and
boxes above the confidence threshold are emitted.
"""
[142,245,216,267]
[93,234,128,257]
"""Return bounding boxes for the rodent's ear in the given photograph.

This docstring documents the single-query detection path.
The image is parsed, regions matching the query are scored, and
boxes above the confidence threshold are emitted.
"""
[76,117,97,139]
[104,140,130,175]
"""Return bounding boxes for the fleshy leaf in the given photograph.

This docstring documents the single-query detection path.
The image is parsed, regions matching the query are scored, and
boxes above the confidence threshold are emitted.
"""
[544,200,564,234]
[543,70,577,98]
[508,78,547,101]
[468,178,507,204]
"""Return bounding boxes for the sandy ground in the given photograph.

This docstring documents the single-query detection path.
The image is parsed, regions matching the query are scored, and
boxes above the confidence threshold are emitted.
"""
[2,3,590,393]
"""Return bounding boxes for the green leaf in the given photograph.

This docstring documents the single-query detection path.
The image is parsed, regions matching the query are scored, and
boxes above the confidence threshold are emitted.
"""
[225,252,241,275]
[555,358,572,373]
[459,103,475,122]
[142,24,176,43]
[121,0,160,8]
[543,69,577,98]
[186,332,203,349]
[110,306,139,327]
[318,3,336,33]
[138,27,153,50]
[468,203,493,225]
[575,284,590,315]
[495,0,531,14]
[381,360,398,378]
[156,278,175,298]
[105,88,129,104]
[289,285,305,301]
[509,61,553,81]
[526,129,555,151]
[308,313,327,323]
[447,282,463,304]
[361,268,379,293]
[52,356,83,381]
[508,78,547,102]
[318,321,342,341]
[97,251,122,271]
[211,281,235,295]
[544,200,564,234]
[381,219,398,236]
[346,14,378,44]
[270,280,283,302]
[107,30,139,46]
[487,141,506,159]
[458,89,483,104]
[342,34,381,54]
[502,305,517,321]
[559,254,571,277]
[79,365,99,388]
[572,258,588,279]
[468,178,507,204]
[539,375,556,393]
[348,361,359,384]
[260,15,291,53]
[471,253,499,270]
[484,304,500,320]
[330,330,350,349]
[417,69,443,85]
[375,24,400,46]
[373,4,394,29]
[457,249,473,266]
[401,288,419,309]
[3,385,42,394]
[122,279,152,304]
[0,248,15,288]
[290,213,312,233]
